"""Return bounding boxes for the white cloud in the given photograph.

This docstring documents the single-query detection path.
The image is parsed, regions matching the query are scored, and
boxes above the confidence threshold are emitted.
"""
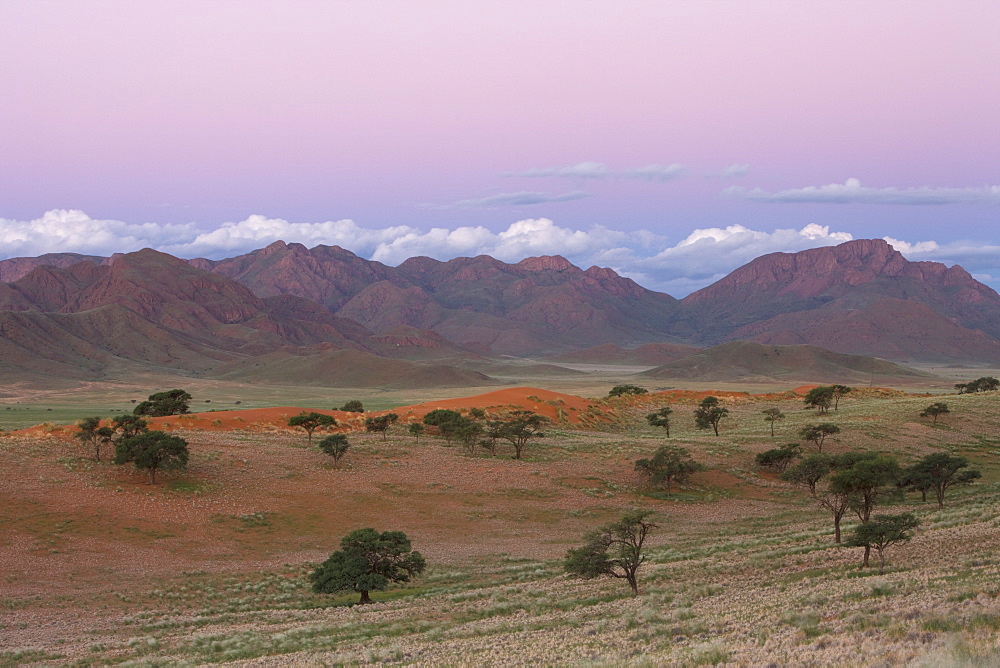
[509,161,613,179]
[1,210,998,297]
[441,190,589,209]
[624,163,687,182]
[725,178,1000,205]
[706,163,751,179]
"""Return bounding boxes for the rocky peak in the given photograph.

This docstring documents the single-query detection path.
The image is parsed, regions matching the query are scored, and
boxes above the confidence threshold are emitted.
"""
[517,255,575,272]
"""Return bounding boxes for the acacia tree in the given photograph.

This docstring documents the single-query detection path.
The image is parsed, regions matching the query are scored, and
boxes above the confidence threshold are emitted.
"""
[831,455,902,564]
[498,410,547,459]
[803,386,834,414]
[408,423,424,442]
[134,389,192,417]
[919,402,950,424]
[693,396,728,436]
[799,423,840,452]
[112,414,149,440]
[113,430,189,484]
[645,407,673,437]
[831,385,851,410]
[423,409,464,442]
[609,385,648,397]
[310,528,426,604]
[319,434,350,466]
[339,400,364,413]
[563,510,658,595]
[635,445,699,491]
[755,443,801,473]
[288,412,336,445]
[955,377,1000,394]
[365,413,399,441]
[906,453,980,507]
[846,513,919,572]
[75,417,114,462]
[762,408,784,436]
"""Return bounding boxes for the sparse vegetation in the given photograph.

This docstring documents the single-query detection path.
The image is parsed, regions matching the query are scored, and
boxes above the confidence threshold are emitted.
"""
[803,386,835,413]
[955,376,999,394]
[846,512,919,572]
[920,401,950,424]
[310,528,426,604]
[635,445,699,491]
[564,510,657,595]
[762,407,784,436]
[693,396,727,436]
[799,422,841,452]
[288,412,336,445]
[134,389,192,417]
[608,385,648,397]
[113,430,190,484]
[364,413,398,440]
[339,400,364,413]
[318,434,350,465]
[645,406,673,437]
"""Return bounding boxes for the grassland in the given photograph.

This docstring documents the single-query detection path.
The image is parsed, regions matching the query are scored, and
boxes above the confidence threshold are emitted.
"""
[2,380,1000,665]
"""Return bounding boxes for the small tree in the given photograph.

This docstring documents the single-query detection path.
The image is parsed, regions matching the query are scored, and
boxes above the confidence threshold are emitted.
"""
[635,445,699,491]
[799,423,840,452]
[134,389,192,417]
[919,402,950,424]
[609,385,648,397]
[340,400,364,413]
[113,430,189,484]
[803,386,834,414]
[408,423,424,442]
[906,453,980,508]
[310,528,426,604]
[693,396,728,436]
[365,413,399,441]
[955,376,1000,394]
[455,420,484,455]
[498,410,547,459]
[645,407,672,437]
[112,414,149,440]
[563,510,657,595]
[781,454,834,497]
[288,412,336,445]
[762,407,784,436]
[846,513,919,572]
[319,434,350,466]
[75,417,115,462]
[423,409,464,441]
[755,443,801,473]
[831,385,851,410]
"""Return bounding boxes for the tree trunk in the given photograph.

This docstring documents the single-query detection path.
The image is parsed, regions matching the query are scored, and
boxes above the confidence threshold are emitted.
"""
[149,466,157,485]
[862,545,871,567]
[359,590,371,604]
[770,423,774,437]
[626,575,638,595]
[834,517,841,543]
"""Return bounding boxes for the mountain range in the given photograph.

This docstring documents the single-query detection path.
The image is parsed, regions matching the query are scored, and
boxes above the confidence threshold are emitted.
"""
[1,238,998,385]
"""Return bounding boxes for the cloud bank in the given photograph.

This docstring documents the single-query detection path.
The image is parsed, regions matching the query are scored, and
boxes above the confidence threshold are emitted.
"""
[1,210,996,297]
[726,178,1000,205]
[508,161,688,182]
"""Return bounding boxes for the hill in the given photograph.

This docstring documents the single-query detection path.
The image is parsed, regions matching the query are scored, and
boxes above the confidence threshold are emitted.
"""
[546,341,700,365]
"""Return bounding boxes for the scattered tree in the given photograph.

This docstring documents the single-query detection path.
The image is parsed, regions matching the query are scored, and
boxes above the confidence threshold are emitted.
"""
[803,386,835,414]
[955,377,1000,394]
[762,407,785,436]
[831,385,852,410]
[846,513,919,572]
[906,453,980,508]
[455,420,485,455]
[422,409,464,441]
[408,423,424,442]
[781,454,834,497]
[112,414,149,440]
[563,510,658,595]
[365,413,399,440]
[755,443,801,473]
[635,445,699,491]
[75,417,114,462]
[340,400,364,413]
[799,423,840,452]
[133,389,192,417]
[693,396,728,436]
[113,430,189,484]
[645,407,673,437]
[609,385,648,397]
[288,412,336,445]
[319,434,350,466]
[919,402,950,424]
[310,528,426,604]
[497,410,547,459]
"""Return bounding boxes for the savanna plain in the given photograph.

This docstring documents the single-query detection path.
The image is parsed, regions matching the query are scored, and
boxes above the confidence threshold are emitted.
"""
[2,367,1000,666]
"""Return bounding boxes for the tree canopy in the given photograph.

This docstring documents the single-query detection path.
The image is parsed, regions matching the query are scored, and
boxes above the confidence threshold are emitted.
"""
[310,528,426,604]
[319,434,350,465]
[609,385,648,397]
[846,513,919,571]
[133,389,192,417]
[803,386,835,413]
[365,413,399,440]
[635,445,699,491]
[76,417,114,462]
[919,402,950,424]
[905,453,980,508]
[798,423,840,452]
[113,430,189,484]
[645,407,673,437]
[955,377,999,394]
[762,407,784,436]
[693,396,728,436]
[564,510,658,595]
[288,412,336,445]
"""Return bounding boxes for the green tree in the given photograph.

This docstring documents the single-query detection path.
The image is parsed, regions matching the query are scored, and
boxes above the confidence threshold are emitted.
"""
[755,443,801,473]
[831,385,851,410]
[693,396,728,436]
[803,386,834,414]
[781,454,834,496]
[455,420,484,455]
[799,423,840,452]
[919,402,950,424]
[906,453,980,508]
[288,412,336,445]
[609,385,648,397]
[319,434,350,466]
[310,528,426,604]
[635,445,699,491]
[408,423,424,442]
[365,413,399,441]
[339,400,364,413]
[563,510,658,595]
[422,409,464,441]
[645,407,673,437]
[846,513,919,571]
[497,410,547,459]
[762,407,784,436]
[113,430,189,484]
[954,376,999,394]
[133,389,192,417]
[75,417,115,462]
[112,414,149,440]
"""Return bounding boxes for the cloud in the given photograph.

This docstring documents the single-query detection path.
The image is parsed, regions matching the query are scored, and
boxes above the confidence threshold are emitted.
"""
[509,161,612,179]
[707,163,751,179]
[441,190,590,209]
[725,178,1000,205]
[624,163,687,182]
[1,210,998,297]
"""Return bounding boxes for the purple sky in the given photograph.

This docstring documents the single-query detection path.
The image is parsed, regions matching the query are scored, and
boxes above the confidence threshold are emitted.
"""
[1,1,998,295]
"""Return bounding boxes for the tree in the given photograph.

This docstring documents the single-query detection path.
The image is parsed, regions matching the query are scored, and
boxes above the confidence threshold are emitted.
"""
[799,423,840,452]
[75,417,114,462]
[954,376,999,394]
[340,400,364,413]
[564,510,657,595]
[288,412,336,445]
[422,409,464,442]
[112,414,149,440]
[906,453,980,508]
[693,396,728,436]
[133,389,192,417]
[455,420,484,455]
[831,385,851,410]
[635,445,699,491]
[408,423,424,442]
[846,513,919,572]
[498,410,547,459]
[919,402,950,424]
[762,408,784,436]
[365,413,399,441]
[803,386,834,414]
[645,407,673,437]
[831,454,902,525]
[310,528,426,604]
[113,430,189,484]
[781,454,834,496]
[755,443,801,473]
[609,385,648,397]
[319,434,350,465]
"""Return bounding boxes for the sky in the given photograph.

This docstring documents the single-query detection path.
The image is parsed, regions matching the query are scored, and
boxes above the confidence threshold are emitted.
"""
[1,0,998,296]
